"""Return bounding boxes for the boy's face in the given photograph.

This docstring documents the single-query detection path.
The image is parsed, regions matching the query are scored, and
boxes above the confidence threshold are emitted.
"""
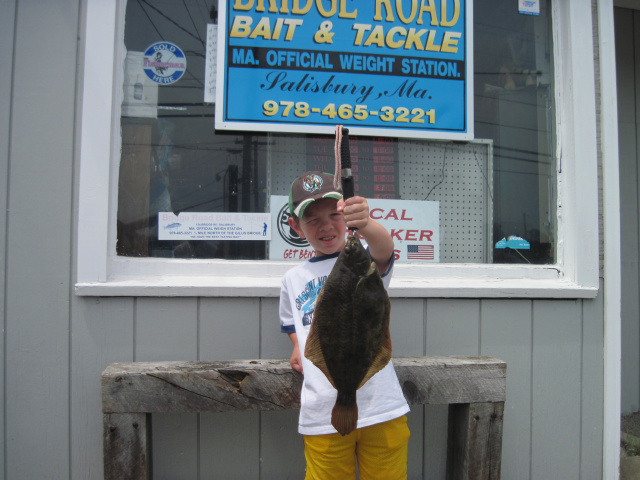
[288,198,347,256]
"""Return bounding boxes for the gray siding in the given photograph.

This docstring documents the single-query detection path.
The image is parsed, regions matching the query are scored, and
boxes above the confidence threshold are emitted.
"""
[0,0,15,475]
[66,295,605,480]
[1,0,606,479]
[4,0,78,478]
[617,6,640,414]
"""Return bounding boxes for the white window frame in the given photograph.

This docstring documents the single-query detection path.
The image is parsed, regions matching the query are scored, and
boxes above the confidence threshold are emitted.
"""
[75,0,599,298]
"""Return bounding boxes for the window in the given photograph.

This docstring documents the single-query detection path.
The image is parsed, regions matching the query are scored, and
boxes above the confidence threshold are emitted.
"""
[76,0,599,297]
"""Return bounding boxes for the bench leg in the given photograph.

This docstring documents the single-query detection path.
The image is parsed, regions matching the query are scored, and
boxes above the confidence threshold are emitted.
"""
[104,413,151,480]
[446,402,504,480]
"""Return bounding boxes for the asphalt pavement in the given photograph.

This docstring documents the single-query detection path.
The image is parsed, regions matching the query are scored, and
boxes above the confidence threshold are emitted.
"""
[621,412,640,479]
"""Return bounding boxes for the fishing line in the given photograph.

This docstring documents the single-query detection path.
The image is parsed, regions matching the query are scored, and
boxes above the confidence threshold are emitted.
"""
[333,125,343,190]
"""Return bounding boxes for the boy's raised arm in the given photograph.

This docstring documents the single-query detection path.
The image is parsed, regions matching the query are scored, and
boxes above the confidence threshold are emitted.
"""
[338,197,394,274]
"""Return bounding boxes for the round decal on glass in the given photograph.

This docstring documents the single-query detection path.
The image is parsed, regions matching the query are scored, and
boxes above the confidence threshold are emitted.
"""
[143,41,187,85]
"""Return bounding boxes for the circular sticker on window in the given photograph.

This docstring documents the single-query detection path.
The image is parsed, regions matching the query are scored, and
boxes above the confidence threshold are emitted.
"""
[277,203,309,248]
[143,41,187,85]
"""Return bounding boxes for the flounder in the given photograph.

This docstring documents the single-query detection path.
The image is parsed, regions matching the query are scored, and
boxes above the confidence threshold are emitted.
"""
[304,234,392,436]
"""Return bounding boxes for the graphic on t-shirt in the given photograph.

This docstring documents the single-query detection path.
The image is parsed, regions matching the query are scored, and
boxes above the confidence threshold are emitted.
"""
[295,276,327,326]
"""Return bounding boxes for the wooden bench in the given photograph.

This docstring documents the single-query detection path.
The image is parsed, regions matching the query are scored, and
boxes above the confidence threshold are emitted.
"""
[102,356,506,480]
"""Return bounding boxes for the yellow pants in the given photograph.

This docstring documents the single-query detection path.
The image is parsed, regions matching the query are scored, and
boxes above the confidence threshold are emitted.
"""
[303,415,410,480]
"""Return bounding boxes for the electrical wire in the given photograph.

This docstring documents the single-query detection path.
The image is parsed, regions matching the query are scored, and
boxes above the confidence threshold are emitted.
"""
[138,0,205,47]
[473,148,494,202]
[424,144,448,200]
[136,0,164,40]
[181,0,205,44]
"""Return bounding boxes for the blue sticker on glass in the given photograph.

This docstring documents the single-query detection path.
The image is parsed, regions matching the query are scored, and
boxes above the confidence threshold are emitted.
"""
[143,41,187,85]
[495,236,530,250]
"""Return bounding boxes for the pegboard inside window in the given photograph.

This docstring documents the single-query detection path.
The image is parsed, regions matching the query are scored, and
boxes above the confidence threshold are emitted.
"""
[398,140,492,263]
[268,134,492,264]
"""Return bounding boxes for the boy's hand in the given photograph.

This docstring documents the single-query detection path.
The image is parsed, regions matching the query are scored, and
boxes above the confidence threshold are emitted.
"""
[290,340,303,373]
[337,196,370,231]
[338,196,395,274]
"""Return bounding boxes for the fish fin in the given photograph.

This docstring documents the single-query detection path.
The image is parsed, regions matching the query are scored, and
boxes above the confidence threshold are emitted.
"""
[357,300,393,390]
[352,272,393,390]
[332,402,358,436]
[357,339,392,389]
[304,322,337,389]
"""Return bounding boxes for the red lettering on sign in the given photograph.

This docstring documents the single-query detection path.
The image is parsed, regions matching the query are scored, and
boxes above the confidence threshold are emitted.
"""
[370,208,384,220]
[420,230,433,241]
[390,229,434,241]
[390,229,404,240]
[386,210,399,220]
[369,209,414,221]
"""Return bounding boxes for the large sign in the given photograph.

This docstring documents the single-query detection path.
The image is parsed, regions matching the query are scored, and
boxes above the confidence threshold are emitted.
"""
[269,195,439,262]
[215,0,473,140]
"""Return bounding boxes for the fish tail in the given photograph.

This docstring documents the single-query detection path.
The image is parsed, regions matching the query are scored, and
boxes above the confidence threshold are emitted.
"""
[331,397,358,436]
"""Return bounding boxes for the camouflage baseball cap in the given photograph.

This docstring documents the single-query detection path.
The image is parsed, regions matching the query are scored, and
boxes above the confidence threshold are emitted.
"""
[289,171,343,218]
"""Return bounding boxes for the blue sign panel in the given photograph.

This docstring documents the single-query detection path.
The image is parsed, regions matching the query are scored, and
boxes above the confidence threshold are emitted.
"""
[215,0,473,140]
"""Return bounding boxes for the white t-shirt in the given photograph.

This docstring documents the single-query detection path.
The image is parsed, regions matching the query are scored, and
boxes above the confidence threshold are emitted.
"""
[280,252,409,435]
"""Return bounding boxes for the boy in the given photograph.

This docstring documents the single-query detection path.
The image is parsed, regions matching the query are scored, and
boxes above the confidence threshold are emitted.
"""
[279,171,410,480]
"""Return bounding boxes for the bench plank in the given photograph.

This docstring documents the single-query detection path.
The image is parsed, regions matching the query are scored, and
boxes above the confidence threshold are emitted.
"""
[102,356,506,413]
[102,356,506,480]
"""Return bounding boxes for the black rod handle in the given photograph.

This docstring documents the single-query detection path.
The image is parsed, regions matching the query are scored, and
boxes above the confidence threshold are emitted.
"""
[340,128,355,200]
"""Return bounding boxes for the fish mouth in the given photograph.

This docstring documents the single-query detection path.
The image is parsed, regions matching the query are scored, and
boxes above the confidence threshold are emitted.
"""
[344,235,358,251]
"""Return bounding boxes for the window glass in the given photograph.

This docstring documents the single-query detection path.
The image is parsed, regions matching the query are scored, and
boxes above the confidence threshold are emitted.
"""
[117,0,554,264]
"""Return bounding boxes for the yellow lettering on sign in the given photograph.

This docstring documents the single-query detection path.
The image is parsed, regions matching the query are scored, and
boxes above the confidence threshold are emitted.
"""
[230,16,303,40]
[364,25,386,47]
[339,0,357,19]
[441,31,461,53]
[352,23,458,53]
[234,0,356,17]
[317,0,337,17]
[405,28,426,50]
[386,26,406,48]
[440,0,460,27]
[417,0,438,25]
[396,0,418,24]
[424,30,441,51]
[374,0,461,27]
[233,0,254,11]
[352,23,372,45]
[374,0,394,21]
[230,15,253,37]
[249,17,272,38]
[292,0,313,14]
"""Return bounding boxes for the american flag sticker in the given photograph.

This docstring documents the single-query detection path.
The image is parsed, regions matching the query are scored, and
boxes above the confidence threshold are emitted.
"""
[407,244,435,260]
